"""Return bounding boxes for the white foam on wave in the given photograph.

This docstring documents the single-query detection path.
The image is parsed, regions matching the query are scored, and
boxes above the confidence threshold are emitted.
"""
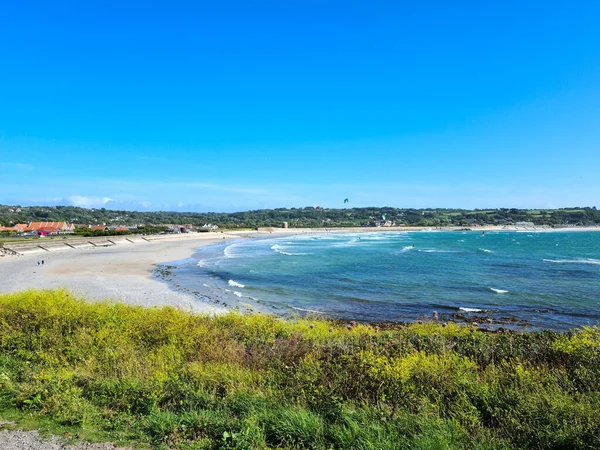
[332,238,360,247]
[359,234,398,241]
[289,305,323,314]
[223,244,238,259]
[400,245,415,252]
[459,307,483,312]
[479,248,493,253]
[543,258,600,265]
[197,259,207,267]
[489,288,508,294]
[418,249,457,253]
[271,244,309,256]
[228,280,245,288]
[225,289,244,298]
[202,283,210,288]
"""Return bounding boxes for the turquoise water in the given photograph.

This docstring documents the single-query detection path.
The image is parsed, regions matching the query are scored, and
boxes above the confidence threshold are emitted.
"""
[169,231,600,330]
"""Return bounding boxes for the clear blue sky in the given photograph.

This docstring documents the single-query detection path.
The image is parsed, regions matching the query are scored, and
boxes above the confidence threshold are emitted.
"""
[1,1,599,212]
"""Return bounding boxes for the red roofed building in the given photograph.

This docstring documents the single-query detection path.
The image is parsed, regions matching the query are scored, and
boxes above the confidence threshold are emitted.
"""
[36,226,63,235]
[12,222,75,234]
[91,225,108,231]
[26,222,74,233]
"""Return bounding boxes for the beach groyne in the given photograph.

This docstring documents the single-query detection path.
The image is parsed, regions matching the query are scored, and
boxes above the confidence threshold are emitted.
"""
[0,234,156,256]
[0,232,232,257]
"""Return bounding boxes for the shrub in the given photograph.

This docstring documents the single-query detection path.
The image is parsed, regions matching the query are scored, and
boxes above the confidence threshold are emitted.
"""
[0,289,598,449]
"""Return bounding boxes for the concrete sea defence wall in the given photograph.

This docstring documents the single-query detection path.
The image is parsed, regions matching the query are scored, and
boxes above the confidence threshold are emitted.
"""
[0,235,154,256]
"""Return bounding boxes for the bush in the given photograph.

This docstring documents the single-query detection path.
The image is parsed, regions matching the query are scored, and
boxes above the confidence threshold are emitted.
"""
[0,289,598,449]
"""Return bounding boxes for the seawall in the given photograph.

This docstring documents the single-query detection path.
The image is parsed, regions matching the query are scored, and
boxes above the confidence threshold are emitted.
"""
[0,235,157,256]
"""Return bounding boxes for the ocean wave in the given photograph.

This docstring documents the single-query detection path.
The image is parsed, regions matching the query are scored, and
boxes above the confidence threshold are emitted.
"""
[543,258,600,265]
[400,245,416,252]
[359,234,396,241]
[223,244,238,258]
[479,248,493,253]
[225,289,244,298]
[332,238,360,247]
[289,305,323,314]
[271,244,309,256]
[418,249,457,253]
[340,276,360,284]
[228,280,245,288]
[459,307,484,312]
[489,288,508,294]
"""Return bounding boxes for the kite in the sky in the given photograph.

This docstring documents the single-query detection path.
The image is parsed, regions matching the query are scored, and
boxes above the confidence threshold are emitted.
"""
[315,206,320,210]
[344,198,349,203]
[382,213,387,220]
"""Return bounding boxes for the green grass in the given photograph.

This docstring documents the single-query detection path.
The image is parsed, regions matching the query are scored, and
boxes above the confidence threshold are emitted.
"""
[0,235,83,244]
[0,236,40,244]
[0,289,598,449]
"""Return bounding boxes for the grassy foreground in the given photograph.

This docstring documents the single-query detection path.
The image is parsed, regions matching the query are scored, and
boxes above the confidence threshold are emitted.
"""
[0,290,598,449]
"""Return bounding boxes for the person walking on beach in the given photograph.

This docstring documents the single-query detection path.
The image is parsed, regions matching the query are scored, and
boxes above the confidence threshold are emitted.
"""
[41,260,44,265]
[37,260,40,266]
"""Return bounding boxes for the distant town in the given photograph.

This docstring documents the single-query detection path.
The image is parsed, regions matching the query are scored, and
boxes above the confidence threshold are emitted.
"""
[0,221,211,237]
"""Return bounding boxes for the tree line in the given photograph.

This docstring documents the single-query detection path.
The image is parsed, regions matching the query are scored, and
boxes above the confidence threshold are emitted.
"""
[1,205,599,228]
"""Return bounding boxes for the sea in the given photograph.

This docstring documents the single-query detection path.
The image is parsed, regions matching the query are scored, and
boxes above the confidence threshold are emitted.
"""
[160,230,600,331]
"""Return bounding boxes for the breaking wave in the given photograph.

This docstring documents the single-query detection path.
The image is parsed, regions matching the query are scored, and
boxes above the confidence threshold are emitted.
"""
[223,244,238,259]
[332,238,360,247]
[489,288,508,294]
[228,280,245,288]
[543,258,600,265]
[271,244,309,256]
[225,289,244,298]
[289,306,323,314]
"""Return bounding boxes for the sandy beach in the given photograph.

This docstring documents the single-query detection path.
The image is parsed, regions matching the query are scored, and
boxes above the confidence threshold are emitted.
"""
[0,233,240,314]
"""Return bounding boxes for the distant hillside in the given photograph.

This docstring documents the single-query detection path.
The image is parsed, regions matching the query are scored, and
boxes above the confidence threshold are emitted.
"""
[1,204,599,228]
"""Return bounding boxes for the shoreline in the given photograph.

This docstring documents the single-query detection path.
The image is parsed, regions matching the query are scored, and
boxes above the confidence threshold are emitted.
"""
[0,233,241,314]
[2,226,599,319]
